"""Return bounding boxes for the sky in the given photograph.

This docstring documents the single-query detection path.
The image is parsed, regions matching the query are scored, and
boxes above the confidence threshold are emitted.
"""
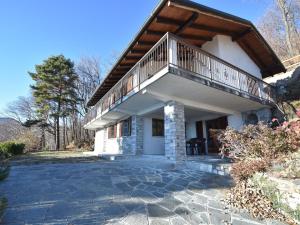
[0,0,272,113]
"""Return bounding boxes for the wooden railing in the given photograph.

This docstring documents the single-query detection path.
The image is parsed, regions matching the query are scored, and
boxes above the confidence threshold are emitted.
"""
[84,33,276,126]
[172,34,276,103]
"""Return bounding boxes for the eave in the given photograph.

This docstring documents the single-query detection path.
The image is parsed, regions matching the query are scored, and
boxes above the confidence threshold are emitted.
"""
[87,0,286,107]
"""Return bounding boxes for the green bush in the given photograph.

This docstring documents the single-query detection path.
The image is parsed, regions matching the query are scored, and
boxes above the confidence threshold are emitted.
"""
[0,142,25,159]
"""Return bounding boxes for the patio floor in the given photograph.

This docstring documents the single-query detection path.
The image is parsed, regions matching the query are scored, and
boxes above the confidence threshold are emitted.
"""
[0,152,286,225]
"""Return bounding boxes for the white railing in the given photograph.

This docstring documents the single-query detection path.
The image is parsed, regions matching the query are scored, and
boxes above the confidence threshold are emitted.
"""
[84,33,276,125]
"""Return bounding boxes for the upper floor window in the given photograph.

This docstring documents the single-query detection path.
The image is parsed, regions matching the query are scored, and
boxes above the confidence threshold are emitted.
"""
[152,118,164,137]
[108,125,117,139]
[119,117,131,137]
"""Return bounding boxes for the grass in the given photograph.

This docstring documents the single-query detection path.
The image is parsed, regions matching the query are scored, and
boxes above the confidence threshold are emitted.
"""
[11,150,100,165]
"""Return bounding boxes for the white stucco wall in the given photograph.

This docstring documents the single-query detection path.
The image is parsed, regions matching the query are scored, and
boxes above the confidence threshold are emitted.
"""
[202,35,262,79]
[94,129,105,154]
[94,126,122,155]
[143,117,164,155]
[94,122,133,155]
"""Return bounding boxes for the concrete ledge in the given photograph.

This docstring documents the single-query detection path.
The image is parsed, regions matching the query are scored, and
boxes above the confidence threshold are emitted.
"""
[186,156,232,176]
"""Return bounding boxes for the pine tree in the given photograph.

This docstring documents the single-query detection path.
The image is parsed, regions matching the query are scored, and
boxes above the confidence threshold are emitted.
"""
[29,55,79,150]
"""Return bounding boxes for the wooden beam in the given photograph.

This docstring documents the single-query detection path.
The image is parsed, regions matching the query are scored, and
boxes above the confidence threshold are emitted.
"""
[232,28,252,42]
[145,30,165,36]
[119,62,135,66]
[155,16,181,26]
[137,41,156,46]
[189,24,235,36]
[125,56,141,60]
[156,16,237,37]
[130,49,148,54]
[260,64,281,75]
[175,12,198,34]
[180,34,212,41]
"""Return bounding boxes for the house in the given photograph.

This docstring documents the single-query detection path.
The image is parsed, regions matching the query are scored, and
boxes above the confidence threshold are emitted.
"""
[83,0,286,161]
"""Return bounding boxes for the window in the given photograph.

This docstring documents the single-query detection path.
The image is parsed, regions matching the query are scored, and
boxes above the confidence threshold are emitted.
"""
[152,119,164,136]
[119,117,131,137]
[107,125,117,139]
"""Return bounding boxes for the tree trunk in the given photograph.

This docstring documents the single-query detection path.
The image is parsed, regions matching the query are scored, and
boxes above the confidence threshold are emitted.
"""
[277,0,300,57]
[63,117,66,149]
[55,116,60,151]
[40,125,46,150]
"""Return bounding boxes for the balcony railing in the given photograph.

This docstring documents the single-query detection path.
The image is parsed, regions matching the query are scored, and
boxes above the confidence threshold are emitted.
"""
[84,33,276,126]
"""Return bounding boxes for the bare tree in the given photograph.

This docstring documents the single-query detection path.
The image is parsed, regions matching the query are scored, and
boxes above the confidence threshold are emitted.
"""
[76,56,102,115]
[3,96,36,123]
[276,0,300,56]
[257,0,300,59]
[72,56,102,146]
[2,95,55,150]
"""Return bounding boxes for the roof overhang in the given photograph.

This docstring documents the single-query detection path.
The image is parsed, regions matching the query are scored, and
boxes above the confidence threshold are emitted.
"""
[87,0,286,106]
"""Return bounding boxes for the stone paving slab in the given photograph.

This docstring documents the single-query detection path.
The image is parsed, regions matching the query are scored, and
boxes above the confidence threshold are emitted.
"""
[0,157,288,225]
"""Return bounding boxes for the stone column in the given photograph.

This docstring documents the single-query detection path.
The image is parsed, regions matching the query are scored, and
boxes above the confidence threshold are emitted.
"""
[164,101,186,162]
[131,115,144,155]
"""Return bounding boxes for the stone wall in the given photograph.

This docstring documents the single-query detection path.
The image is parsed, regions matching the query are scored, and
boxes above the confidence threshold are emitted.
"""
[131,115,144,155]
[242,108,272,125]
[164,101,186,162]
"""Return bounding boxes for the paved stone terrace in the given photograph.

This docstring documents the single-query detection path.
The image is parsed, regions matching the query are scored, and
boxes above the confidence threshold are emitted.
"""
[0,155,286,225]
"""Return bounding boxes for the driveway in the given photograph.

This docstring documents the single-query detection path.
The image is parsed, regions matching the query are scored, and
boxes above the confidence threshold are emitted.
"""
[0,152,284,225]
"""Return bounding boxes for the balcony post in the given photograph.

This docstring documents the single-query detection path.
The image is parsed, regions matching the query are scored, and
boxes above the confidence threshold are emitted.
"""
[168,37,178,66]
[137,63,141,91]
[258,82,263,99]
[237,71,241,91]
[120,79,124,103]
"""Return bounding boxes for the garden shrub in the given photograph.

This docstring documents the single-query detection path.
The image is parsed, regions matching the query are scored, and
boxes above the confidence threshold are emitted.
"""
[230,159,270,182]
[0,142,25,159]
[219,121,300,160]
[220,120,300,223]
[251,173,300,222]
[275,150,300,179]
[226,180,291,223]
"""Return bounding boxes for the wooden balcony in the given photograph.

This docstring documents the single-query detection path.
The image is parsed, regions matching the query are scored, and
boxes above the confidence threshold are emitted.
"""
[84,33,276,126]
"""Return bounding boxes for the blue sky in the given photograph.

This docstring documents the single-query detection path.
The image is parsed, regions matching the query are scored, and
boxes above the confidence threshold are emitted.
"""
[0,0,271,113]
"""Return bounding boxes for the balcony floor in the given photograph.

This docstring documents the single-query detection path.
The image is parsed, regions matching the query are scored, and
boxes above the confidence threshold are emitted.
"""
[85,67,271,130]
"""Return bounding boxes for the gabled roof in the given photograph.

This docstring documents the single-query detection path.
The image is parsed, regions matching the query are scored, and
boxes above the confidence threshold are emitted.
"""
[87,0,286,106]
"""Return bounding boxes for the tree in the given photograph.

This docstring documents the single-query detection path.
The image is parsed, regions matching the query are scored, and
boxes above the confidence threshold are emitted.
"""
[276,0,300,57]
[257,0,300,59]
[76,56,101,115]
[3,96,36,123]
[70,56,102,146]
[29,55,80,150]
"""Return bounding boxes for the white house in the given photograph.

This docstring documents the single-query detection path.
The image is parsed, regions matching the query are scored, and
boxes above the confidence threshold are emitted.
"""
[83,0,286,161]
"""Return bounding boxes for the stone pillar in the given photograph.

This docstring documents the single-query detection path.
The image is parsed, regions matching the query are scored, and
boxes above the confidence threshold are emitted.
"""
[131,115,144,155]
[164,101,186,162]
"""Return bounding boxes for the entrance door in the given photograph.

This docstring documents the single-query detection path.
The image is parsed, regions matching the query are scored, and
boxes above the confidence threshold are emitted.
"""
[205,116,228,153]
[195,121,205,154]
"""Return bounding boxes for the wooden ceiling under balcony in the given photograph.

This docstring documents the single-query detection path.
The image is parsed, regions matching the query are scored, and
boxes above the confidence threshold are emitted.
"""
[87,0,286,106]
